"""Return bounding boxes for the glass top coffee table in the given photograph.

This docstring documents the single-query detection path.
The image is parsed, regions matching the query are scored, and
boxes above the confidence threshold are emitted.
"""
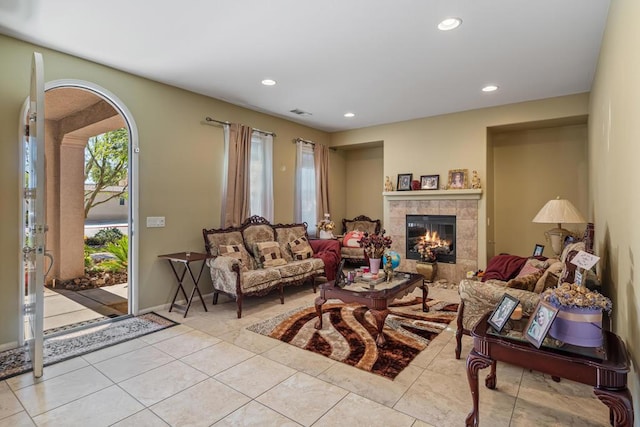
[314,272,426,347]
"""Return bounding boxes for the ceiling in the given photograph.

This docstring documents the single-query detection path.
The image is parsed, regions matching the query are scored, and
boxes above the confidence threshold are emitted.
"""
[0,1,610,132]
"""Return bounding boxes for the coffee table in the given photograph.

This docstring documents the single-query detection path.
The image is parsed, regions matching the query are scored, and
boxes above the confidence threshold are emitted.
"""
[466,312,633,427]
[314,272,426,347]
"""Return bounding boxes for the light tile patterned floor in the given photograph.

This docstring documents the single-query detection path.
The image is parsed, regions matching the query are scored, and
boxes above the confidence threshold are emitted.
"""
[1,284,611,426]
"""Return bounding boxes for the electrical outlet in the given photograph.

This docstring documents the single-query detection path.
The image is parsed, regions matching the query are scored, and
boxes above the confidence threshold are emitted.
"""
[146,216,165,227]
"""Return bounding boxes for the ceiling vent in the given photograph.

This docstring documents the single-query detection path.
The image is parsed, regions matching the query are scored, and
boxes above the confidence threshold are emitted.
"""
[289,108,312,116]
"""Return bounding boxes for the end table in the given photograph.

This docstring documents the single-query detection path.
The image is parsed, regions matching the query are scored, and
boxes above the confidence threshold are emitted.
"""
[158,252,212,318]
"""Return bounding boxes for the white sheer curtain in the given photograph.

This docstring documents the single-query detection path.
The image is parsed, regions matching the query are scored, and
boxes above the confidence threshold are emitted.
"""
[219,125,230,227]
[249,131,274,221]
[295,141,317,235]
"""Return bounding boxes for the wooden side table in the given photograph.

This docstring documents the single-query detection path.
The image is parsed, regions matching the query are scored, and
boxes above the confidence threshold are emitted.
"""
[158,252,212,318]
[466,313,633,427]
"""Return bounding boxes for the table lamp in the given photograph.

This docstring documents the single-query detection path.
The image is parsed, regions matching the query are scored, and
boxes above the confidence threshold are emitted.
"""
[532,197,586,257]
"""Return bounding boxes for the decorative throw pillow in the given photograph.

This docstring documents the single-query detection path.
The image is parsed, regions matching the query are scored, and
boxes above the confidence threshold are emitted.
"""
[343,231,364,248]
[288,236,314,260]
[505,270,544,292]
[255,241,287,268]
[218,244,250,272]
[515,258,546,278]
[534,261,564,293]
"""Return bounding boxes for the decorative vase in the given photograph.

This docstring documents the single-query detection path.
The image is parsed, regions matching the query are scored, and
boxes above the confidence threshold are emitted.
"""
[416,261,437,282]
[369,258,381,274]
[548,305,603,347]
[319,230,333,239]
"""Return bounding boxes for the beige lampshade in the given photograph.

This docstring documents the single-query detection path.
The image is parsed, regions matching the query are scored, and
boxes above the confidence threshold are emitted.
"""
[532,197,586,226]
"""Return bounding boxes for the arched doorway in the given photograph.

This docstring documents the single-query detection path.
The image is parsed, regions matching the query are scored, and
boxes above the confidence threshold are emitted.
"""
[23,80,139,335]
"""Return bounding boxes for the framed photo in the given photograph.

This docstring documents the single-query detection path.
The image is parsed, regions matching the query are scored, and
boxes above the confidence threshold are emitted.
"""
[524,301,559,348]
[420,174,440,190]
[488,294,520,332]
[447,169,468,189]
[334,259,346,287]
[533,244,545,257]
[397,173,413,191]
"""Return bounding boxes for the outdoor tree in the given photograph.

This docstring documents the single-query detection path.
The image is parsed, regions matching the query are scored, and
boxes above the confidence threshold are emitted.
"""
[84,128,128,218]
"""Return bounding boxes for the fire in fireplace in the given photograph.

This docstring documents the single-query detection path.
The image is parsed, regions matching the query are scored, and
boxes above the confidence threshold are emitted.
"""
[406,215,456,263]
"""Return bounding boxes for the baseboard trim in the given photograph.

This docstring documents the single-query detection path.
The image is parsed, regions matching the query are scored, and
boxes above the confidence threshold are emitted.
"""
[0,341,19,352]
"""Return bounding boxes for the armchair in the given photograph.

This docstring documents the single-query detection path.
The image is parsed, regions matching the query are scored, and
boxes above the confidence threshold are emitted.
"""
[339,215,381,265]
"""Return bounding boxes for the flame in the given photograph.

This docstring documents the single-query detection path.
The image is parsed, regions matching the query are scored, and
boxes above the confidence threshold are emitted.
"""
[423,231,450,248]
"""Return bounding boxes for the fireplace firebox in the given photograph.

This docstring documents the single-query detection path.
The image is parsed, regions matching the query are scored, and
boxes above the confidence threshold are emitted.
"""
[406,215,456,263]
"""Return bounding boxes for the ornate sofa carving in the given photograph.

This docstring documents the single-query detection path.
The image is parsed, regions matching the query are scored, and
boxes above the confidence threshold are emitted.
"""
[203,216,328,318]
[339,215,381,265]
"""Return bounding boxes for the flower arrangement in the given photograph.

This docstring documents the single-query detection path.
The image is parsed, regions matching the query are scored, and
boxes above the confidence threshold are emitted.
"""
[316,213,335,232]
[359,230,392,259]
[541,282,612,313]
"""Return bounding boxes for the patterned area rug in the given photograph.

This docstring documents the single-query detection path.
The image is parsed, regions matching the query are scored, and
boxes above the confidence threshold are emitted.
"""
[0,313,178,381]
[248,297,458,379]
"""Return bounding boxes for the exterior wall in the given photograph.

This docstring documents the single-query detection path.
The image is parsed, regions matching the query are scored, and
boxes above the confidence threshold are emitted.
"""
[85,186,128,223]
[588,0,640,411]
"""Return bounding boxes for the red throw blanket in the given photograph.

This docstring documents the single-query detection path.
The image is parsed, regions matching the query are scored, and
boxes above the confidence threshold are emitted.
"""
[309,239,341,281]
[481,254,528,282]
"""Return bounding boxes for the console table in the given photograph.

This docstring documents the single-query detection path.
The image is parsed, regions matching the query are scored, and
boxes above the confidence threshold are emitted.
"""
[466,313,633,427]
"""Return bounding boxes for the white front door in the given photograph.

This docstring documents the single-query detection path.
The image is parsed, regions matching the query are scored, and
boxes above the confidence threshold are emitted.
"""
[21,52,46,378]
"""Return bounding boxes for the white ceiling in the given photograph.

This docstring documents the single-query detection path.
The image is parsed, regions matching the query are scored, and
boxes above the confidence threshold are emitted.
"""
[0,0,610,132]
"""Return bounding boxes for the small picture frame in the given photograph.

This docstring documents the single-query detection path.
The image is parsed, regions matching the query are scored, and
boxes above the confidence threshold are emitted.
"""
[334,259,346,287]
[420,174,440,190]
[524,301,559,348]
[397,173,413,191]
[533,244,545,257]
[447,169,468,189]
[487,294,520,333]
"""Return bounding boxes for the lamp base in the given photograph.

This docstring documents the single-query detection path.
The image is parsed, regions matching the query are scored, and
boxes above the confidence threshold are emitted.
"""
[544,228,571,258]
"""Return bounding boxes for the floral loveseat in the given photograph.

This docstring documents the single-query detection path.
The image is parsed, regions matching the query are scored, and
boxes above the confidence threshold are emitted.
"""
[339,215,381,265]
[203,216,339,318]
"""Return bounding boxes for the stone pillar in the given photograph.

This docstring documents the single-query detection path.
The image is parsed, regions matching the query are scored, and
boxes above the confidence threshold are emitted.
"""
[58,135,87,280]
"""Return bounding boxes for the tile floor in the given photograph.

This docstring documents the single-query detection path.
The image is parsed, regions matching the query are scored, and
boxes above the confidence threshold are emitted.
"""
[2,284,612,426]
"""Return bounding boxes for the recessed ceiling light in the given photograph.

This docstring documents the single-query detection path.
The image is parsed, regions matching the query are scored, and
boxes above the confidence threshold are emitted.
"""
[344,112,355,118]
[261,79,276,86]
[482,85,499,92]
[438,18,462,31]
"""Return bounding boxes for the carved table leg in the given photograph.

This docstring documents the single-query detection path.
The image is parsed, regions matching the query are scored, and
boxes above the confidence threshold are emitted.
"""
[594,388,634,427]
[466,350,493,427]
[485,360,497,389]
[421,279,429,312]
[370,308,390,347]
[455,300,465,359]
[314,297,326,330]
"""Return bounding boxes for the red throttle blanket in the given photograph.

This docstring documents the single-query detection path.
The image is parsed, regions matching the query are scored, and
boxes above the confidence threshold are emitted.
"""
[309,239,341,281]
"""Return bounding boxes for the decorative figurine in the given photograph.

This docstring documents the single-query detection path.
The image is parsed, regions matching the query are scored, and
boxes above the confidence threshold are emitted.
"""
[384,176,394,192]
[471,170,482,189]
[384,255,394,282]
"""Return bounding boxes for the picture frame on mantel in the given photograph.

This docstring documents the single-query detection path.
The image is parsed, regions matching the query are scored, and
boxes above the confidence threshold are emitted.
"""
[447,169,468,189]
[397,173,413,191]
[420,174,439,190]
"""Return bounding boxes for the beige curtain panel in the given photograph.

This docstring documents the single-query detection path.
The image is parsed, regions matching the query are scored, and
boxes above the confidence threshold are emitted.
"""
[314,143,330,220]
[223,123,252,227]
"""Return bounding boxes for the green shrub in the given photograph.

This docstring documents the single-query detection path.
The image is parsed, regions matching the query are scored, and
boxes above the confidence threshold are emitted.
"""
[94,260,124,273]
[85,228,124,247]
[105,235,128,271]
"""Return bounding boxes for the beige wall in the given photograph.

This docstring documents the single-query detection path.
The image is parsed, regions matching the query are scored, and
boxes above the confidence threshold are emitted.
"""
[0,35,340,346]
[491,124,588,257]
[343,146,384,227]
[589,0,640,409]
[331,94,590,268]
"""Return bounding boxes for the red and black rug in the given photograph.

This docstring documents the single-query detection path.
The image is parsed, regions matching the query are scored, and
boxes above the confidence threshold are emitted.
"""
[247,297,458,379]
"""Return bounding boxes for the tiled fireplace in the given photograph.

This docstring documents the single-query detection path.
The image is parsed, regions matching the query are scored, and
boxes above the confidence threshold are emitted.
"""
[385,190,480,283]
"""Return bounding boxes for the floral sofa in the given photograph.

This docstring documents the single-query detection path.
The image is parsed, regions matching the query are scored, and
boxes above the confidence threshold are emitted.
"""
[455,236,592,359]
[202,216,339,318]
[339,215,381,265]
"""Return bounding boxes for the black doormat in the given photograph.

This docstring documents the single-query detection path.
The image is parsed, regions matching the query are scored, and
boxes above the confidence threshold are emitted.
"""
[0,312,178,381]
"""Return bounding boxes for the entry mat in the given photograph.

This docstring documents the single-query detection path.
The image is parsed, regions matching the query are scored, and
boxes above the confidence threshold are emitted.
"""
[0,312,178,381]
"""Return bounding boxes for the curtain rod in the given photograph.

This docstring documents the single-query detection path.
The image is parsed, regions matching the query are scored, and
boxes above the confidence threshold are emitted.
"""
[204,116,276,137]
[294,137,337,151]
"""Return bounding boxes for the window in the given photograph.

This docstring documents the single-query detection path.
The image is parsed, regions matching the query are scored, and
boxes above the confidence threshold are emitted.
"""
[295,141,317,235]
[249,132,273,220]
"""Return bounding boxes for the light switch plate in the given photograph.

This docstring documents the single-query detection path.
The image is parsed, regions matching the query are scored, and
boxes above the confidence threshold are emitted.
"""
[146,216,165,227]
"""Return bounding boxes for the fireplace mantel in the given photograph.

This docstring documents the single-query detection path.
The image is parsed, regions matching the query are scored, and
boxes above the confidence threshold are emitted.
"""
[383,189,482,201]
